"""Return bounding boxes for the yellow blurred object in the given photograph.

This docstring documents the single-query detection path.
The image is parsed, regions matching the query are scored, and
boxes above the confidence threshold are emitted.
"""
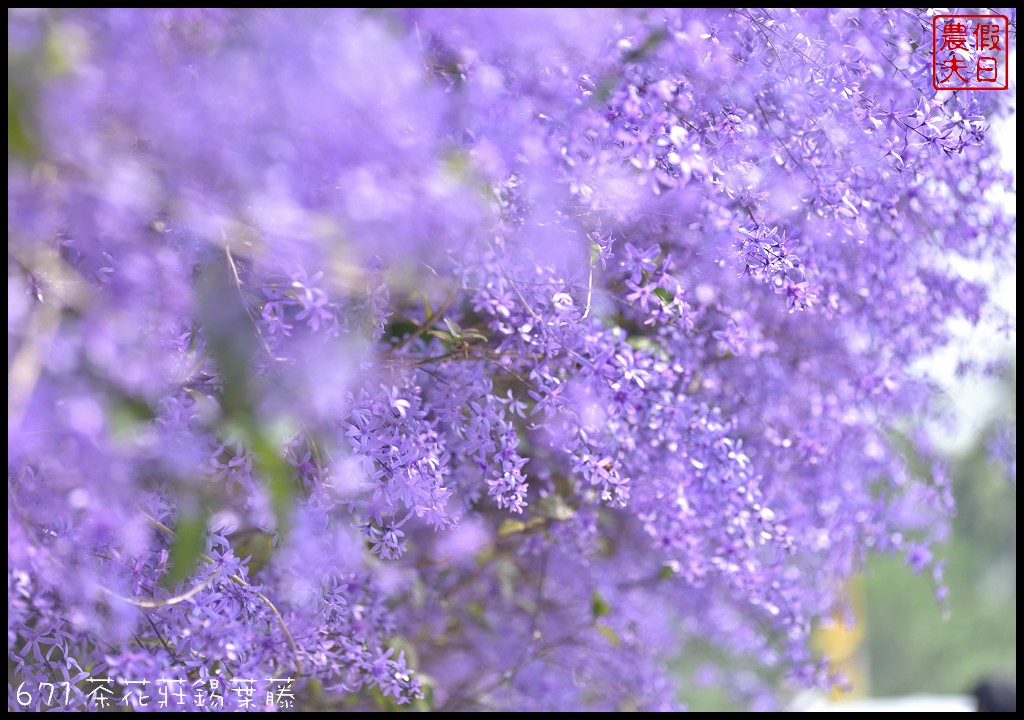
[812,576,869,699]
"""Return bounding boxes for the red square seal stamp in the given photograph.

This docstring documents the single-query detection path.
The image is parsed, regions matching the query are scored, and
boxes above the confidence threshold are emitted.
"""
[932,14,1010,90]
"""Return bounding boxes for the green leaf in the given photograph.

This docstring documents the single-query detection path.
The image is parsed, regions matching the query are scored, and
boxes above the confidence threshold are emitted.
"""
[387,635,420,670]
[627,335,667,360]
[250,426,295,536]
[591,590,612,618]
[196,255,258,420]
[229,527,276,575]
[443,317,463,338]
[110,396,156,441]
[8,65,40,161]
[368,685,406,712]
[198,256,298,536]
[385,319,419,343]
[595,75,619,104]
[498,519,528,537]
[164,509,208,588]
[623,28,668,63]
[595,623,621,647]
[413,678,436,712]
[414,291,433,318]
[590,239,602,266]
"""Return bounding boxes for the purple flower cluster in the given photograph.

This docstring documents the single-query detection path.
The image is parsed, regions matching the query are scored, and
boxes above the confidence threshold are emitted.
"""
[8,8,1016,711]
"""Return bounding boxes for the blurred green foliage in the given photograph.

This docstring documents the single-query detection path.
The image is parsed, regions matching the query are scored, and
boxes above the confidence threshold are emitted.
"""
[864,368,1016,697]
[675,365,1017,709]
